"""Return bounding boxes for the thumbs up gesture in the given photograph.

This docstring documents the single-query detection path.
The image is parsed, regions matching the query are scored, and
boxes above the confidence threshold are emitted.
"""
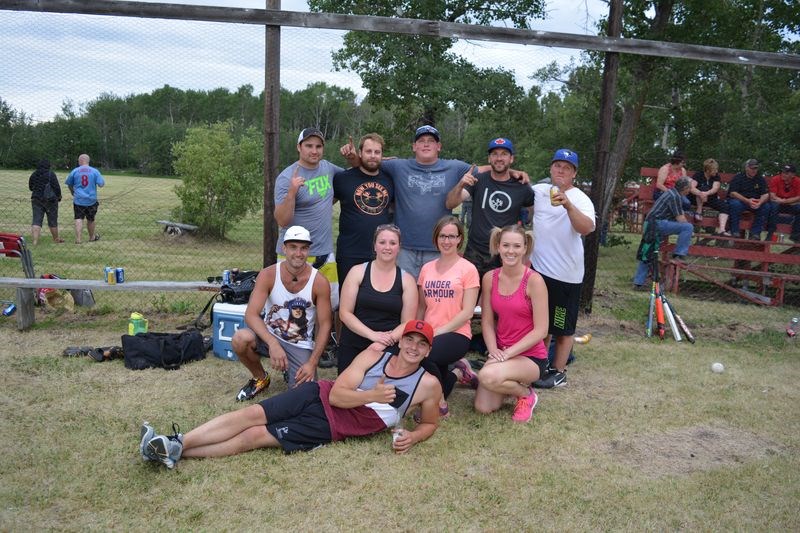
[372,375,396,404]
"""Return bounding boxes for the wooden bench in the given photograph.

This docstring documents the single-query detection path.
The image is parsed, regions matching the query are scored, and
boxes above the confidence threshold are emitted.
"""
[0,277,219,330]
[157,220,199,236]
[659,236,800,306]
[617,167,794,236]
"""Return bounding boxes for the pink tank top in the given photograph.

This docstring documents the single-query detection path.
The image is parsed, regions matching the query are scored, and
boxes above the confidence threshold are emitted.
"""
[490,268,547,359]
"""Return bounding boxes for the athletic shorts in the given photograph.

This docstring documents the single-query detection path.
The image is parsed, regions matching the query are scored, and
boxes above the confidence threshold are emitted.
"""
[254,336,315,389]
[526,355,549,376]
[31,199,58,227]
[73,202,99,221]
[278,252,339,310]
[260,381,332,453]
[538,272,581,336]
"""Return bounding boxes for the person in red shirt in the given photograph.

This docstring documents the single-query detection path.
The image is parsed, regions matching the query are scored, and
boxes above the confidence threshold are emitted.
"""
[766,164,800,243]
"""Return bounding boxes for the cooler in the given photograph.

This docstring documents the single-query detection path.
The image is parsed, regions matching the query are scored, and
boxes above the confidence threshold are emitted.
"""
[212,302,248,361]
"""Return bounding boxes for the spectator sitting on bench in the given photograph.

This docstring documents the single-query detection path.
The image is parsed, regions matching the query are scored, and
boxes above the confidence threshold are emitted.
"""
[633,177,694,290]
[765,163,800,243]
[728,159,769,240]
[689,158,730,235]
[654,151,689,210]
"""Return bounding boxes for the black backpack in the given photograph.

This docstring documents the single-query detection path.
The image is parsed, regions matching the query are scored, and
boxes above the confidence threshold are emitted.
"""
[122,330,205,370]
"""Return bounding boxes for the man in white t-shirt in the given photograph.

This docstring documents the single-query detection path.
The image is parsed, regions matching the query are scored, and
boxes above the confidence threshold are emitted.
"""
[529,149,596,389]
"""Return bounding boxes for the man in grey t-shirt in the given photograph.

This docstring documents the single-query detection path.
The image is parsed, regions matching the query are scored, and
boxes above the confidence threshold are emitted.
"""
[274,127,344,308]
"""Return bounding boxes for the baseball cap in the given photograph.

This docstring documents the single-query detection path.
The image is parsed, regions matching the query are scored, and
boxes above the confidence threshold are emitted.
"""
[745,158,759,168]
[283,225,312,244]
[297,127,325,145]
[401,320,434,345]
[782,164,796,173]
[414,125,440,142]
[487,137,515,155]
[552,148,579,168]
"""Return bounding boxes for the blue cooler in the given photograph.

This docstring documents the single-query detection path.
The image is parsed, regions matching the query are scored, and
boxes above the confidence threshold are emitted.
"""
[212,302,248,361]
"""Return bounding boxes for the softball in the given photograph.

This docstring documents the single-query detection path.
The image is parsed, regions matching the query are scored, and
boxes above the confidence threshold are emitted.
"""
[711,362,725,373]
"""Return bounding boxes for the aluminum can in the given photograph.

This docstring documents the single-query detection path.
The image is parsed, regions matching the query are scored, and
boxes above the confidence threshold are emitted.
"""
[2,303,16,316]
[550,185,561,206]
[222,269,231,285]
[106,267,116,284]
[115,267,125,284]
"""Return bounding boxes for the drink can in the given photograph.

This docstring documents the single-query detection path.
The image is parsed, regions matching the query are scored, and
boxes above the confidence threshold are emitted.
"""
[106,267,116,284]
[2,303,16,316]
[115,267,125,284]
[550,185,561,206]
[222,269,231,285]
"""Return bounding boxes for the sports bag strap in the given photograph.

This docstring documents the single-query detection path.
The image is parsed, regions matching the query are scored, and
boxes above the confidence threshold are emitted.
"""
[161,337,181,370]
[177,291,219,330]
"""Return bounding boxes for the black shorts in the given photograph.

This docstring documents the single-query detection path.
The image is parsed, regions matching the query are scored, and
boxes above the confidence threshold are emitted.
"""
[526,355,550,376]
[73,202,99,221]
[539,272,581,336]
[259,382,332,453]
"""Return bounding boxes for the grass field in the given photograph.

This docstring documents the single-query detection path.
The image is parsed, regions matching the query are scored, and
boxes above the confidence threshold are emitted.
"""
[1,169,799,530]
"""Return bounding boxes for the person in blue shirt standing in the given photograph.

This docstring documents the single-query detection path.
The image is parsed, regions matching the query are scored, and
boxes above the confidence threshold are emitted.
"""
[65,153,105,244]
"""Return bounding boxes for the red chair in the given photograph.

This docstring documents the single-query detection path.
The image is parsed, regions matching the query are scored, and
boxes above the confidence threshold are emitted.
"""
[0,233,35,278]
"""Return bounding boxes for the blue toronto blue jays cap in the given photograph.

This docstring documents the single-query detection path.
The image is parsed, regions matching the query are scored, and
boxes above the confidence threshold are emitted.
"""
[552,148,579,168]
[414,125,440,142]
[487,137,514,155]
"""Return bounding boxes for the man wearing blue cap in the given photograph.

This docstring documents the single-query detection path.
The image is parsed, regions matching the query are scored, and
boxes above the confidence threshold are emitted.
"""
[446,137,534,281]
[530,149,595,389]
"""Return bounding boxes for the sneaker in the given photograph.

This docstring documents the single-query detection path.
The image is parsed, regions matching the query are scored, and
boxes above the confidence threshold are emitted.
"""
[512,388,538,423]
[454,358,479,389]
[533,368,567,389]
[140,422,157,462]
[236,375,271,401]
[147,424,183,469]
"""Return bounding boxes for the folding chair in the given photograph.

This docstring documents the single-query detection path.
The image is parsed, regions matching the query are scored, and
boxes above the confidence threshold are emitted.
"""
[0,233,36,278]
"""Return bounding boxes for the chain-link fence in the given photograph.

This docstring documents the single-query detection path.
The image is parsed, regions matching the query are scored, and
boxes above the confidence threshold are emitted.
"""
[1,4,798,315]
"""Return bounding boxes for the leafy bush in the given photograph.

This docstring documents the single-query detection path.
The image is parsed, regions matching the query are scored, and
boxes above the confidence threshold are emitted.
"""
[172,122,263,238]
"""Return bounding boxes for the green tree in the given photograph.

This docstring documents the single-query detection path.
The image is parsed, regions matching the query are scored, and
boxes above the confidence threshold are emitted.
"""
[308,0,545,133]
[172,122,263,238]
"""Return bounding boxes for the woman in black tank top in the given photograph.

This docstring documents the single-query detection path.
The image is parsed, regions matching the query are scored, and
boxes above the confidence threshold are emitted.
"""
[337,225,418,374]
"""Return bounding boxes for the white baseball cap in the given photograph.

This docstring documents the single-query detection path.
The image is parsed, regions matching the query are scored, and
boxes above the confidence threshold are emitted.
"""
[283,225,312,244]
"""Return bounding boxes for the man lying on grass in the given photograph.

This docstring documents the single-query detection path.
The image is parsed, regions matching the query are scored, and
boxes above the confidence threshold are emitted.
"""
[139,320,442,468]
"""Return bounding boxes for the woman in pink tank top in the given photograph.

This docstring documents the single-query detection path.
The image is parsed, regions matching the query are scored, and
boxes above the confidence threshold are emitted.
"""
[474,225,549,423]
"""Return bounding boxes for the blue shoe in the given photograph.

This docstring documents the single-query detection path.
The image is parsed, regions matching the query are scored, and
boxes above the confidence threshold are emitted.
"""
[147,423,183,469]
[140,422,157,462]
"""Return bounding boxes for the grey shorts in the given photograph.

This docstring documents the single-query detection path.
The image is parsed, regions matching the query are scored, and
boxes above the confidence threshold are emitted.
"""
[31,199,58,227]
[255,336,316,388]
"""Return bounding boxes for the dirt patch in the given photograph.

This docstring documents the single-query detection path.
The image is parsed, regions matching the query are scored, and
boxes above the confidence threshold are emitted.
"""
[600,424,785,479]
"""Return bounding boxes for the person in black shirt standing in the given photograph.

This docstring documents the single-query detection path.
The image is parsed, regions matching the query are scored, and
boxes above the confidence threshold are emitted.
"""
[28,159,64,244]
[333,133,395,288]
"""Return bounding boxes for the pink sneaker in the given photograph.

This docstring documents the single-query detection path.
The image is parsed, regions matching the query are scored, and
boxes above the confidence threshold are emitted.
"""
[512,388,538,423]
[454,358,479,389]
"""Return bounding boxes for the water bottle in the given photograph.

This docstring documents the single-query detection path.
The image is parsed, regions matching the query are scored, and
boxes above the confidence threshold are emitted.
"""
[128,312,149,335]
[787,317,799,338]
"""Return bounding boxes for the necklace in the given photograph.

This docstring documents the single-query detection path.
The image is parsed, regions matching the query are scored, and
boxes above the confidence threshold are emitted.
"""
[284,263,305,283]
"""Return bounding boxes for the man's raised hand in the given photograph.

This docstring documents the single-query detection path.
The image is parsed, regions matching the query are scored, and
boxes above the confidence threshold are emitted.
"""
[460,165,478,187]
[288,163,305,193]
[372,376,396,404]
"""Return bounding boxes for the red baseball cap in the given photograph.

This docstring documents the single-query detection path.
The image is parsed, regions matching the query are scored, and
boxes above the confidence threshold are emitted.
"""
[401,320,434,344]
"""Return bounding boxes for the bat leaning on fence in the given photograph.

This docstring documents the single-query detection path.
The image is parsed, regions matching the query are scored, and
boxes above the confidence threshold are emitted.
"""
[659,288,682,342]
[661,293,696,343]
[646,280,656,337]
